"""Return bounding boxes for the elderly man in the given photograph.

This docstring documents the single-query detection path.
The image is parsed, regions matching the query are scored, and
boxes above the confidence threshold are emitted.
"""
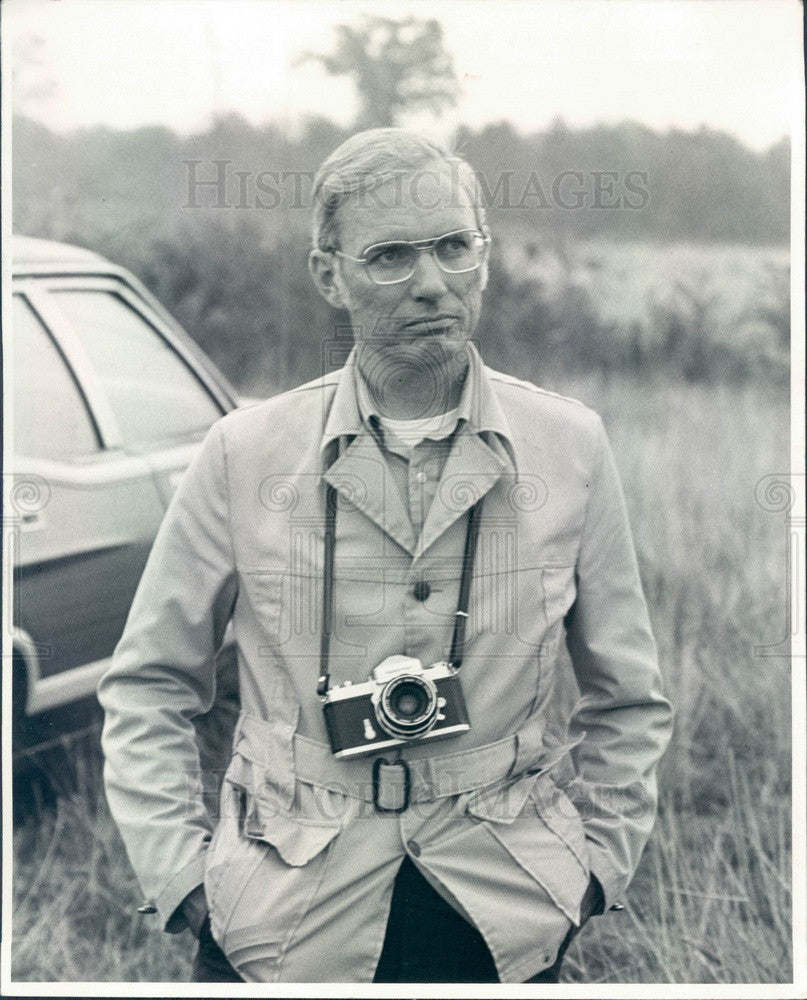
[99,128,673,984]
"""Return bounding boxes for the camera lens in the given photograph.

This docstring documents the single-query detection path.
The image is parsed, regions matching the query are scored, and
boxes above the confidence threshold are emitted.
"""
[375,674,439,739]
[392,683,428,719]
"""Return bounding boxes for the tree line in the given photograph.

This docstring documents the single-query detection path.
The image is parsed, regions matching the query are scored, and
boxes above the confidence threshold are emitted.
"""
[12,112,789,393]
[13,112,789,248]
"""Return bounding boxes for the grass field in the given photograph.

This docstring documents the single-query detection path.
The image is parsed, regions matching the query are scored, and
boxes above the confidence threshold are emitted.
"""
[10,360,792,984]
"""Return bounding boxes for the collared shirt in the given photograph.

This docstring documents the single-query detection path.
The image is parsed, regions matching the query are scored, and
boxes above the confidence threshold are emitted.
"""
[324,342,518,546]
[374,420,456,539]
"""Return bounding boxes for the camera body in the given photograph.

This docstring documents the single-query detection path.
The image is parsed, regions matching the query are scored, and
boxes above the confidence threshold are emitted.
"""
[321,655,471,759]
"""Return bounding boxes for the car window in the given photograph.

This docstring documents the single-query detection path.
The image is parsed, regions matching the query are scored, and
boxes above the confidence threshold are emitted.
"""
[11,295,100,460]
[49,289,222,448]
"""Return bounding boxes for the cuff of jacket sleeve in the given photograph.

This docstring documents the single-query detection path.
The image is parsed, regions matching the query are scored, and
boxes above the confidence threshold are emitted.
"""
[585,840,625,914]
[156,853,209,934]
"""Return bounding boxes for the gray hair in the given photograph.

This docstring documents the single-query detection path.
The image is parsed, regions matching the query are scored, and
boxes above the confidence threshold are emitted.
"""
[311,127,487,251]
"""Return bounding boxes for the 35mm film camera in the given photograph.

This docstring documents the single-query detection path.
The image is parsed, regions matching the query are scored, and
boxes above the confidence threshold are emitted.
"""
[321,655,471,759]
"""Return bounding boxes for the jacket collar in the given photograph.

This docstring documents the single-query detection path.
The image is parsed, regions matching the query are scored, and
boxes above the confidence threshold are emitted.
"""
[321,342,518,475]
[321,344,518,559]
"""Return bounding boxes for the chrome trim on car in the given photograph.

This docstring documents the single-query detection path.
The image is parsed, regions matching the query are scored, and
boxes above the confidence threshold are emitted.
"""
[14,626,237,716]
[27,657,111,714]
[34,273,239,413]
[13,453,161,487]
[17,286,122,449]
[13,627,107,713]
[12,628,40,714]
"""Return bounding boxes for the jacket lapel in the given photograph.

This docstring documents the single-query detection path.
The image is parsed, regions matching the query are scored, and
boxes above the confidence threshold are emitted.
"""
[323,432,417,555]
[416,426,507,559]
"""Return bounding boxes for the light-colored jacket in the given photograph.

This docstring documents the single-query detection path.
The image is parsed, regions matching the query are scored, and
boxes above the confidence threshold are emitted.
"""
[99,348,673,983]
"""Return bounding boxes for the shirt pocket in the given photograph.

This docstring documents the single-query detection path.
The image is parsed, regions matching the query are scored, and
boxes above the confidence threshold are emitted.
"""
[465,769,591,925]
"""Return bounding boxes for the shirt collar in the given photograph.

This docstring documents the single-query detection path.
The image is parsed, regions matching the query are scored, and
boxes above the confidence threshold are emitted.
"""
[322,342,517,473]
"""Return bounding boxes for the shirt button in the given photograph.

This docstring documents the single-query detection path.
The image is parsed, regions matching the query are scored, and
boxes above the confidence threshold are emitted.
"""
[407,839,421,857]
[415,471,427,484]
[413,581,431,602]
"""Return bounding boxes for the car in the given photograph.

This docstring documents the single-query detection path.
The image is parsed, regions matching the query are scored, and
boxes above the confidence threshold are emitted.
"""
[7,235,244,766]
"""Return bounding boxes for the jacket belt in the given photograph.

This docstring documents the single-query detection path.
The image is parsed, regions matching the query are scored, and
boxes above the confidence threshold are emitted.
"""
[291,731,519,805]
[234,714,581,810]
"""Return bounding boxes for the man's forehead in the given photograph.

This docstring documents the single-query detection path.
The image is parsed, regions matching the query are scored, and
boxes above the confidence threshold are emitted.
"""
[336,162,478,248]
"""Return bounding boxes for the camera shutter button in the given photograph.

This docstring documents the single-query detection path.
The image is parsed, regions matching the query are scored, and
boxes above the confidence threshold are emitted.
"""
[413,581,431,602]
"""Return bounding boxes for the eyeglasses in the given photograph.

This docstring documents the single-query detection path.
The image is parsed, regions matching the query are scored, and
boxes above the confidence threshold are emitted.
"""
[328,228,491,285]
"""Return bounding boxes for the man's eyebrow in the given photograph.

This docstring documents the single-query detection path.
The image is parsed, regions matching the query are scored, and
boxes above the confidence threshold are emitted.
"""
[359,230,414,249]
[362,236,410,249]
[361,229,471,252]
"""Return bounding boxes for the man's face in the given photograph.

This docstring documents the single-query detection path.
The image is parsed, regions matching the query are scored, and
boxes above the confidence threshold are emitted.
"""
[311,160,488,411]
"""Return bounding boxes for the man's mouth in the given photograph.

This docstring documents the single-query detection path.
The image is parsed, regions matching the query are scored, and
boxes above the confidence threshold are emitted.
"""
[400,315,460,332]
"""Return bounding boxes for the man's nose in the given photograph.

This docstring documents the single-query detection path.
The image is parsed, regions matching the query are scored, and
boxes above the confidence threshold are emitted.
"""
[408,249,449,299]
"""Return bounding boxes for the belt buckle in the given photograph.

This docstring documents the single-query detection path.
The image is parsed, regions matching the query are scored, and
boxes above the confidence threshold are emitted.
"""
[372,756,411,814]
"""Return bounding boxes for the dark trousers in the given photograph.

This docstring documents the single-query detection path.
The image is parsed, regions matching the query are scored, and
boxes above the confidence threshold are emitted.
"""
[190,918,243,983]
[191,855,565,983]
[373,856,565,983]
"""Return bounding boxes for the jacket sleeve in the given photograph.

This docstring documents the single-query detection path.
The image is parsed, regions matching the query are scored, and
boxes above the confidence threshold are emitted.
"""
[564,415,673,911]
[98,420,238,932]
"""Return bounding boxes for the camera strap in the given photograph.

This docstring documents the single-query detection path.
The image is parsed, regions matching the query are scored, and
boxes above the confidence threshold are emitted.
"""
[317,464,485,698]
[449,495,484,670]
[317,481,339,697]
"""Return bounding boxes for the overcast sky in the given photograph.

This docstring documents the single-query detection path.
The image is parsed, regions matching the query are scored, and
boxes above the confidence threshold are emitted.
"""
[7,0,802,150]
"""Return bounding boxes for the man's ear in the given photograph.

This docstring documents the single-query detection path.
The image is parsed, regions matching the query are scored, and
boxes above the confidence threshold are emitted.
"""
[479,259,489,293]
[478,224,491,292]
[309,250,347,309]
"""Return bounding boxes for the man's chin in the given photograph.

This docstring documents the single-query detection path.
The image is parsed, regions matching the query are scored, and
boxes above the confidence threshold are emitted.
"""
[368,336,469,373]
[358,337,471,398]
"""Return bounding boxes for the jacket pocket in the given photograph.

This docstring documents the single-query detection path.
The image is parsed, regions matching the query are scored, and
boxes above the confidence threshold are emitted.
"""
[239,763,347,865]
[466,563,575,654]
[206,711,347,961]
[530,773,591,875]
[205,761,343,970]
[465,770,591,925]
[204,788,268,944]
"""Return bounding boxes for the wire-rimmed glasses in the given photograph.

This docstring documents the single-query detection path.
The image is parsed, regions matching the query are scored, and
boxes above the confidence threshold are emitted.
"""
[328,228,491,285]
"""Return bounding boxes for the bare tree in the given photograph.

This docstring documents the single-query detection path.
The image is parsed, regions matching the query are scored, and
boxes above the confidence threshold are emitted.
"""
[12,32,57,115]
[297,15,459,129]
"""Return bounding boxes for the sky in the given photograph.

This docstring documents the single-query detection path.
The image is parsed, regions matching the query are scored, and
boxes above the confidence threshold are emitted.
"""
[6,0,803,150]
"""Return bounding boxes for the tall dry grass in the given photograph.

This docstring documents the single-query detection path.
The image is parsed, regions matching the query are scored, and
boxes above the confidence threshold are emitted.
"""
[553,373,792,983]
[11,369,791,984]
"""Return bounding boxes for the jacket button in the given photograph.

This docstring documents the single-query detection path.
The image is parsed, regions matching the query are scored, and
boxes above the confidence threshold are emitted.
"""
[413,581,431,602]
[407,839,421,857]
[137,902,157,914]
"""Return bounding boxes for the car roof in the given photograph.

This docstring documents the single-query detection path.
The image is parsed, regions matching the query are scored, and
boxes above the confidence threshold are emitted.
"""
[11,235,117,274]
[10,234,242,409]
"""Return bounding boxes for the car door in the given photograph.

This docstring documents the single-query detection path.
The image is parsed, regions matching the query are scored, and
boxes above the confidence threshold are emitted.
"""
[11,277,229,720]
[10,285,169,718]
